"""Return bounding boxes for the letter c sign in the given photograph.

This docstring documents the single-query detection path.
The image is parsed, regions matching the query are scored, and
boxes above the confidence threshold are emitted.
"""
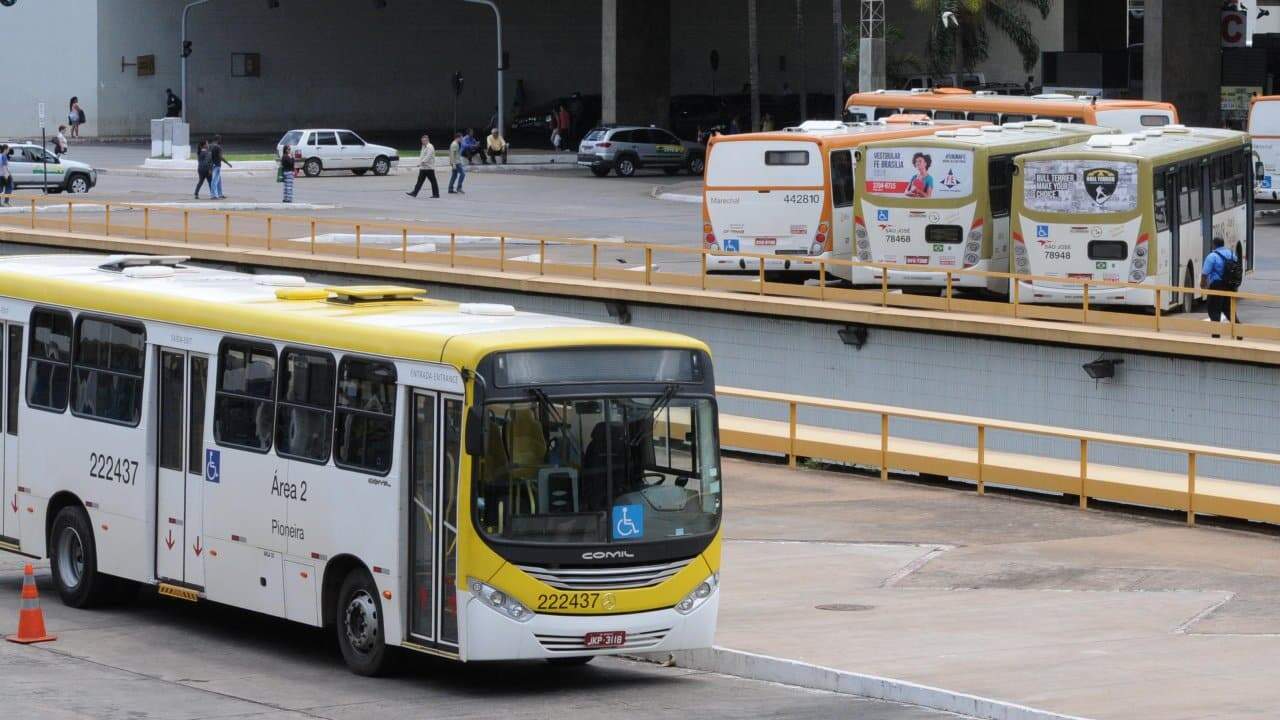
[1223,10,1246,48]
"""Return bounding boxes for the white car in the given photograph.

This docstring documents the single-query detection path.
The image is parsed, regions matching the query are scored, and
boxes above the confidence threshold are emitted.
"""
[276,129,399,178]
[3,143,97,193]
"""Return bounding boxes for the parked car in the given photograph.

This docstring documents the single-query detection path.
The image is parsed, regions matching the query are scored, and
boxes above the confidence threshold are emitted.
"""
[577,125,705,178]
[508,94,602,149]
[2,142,97,193]
[276,129,399,178]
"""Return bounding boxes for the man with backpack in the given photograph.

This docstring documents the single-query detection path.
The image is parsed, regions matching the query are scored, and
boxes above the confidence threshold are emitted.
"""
[1201,236,1243,333]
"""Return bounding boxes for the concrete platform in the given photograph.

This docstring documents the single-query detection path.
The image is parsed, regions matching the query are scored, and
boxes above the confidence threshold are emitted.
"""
[704,457,1280,720]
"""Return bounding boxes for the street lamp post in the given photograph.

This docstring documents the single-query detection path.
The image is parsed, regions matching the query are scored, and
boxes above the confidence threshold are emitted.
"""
[464,0,504,135]
[180,0,211,123]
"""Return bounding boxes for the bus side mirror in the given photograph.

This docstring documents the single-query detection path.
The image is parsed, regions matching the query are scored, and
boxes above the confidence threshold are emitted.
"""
[465,406,486,457]
[1256,160,1265,179]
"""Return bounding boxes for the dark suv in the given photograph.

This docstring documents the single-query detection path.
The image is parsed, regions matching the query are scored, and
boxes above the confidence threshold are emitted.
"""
[577,125,705,178]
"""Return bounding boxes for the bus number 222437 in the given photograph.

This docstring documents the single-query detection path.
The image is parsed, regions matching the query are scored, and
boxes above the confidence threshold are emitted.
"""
[89,452,139,485]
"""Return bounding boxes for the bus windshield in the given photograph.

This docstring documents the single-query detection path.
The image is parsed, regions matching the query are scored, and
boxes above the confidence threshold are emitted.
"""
[1022,158,1139,214]
[864,146,974,200]
[475,395,721,545]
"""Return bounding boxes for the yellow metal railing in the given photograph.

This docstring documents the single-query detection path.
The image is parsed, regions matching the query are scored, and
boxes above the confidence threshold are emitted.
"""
[717,385,1280,527]
[0,195,1272,344]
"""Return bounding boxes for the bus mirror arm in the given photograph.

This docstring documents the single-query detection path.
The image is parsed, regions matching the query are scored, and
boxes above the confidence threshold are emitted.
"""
[462,368,489,458]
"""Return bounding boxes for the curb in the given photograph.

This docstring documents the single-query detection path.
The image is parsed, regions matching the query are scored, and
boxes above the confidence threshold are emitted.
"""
[0,202,336,214]
[102,162,583,180]
[650,186,701,204]
[635,647,1092,720]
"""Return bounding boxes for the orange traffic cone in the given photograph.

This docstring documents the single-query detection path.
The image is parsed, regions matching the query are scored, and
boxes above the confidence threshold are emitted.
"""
[6,563,55,644]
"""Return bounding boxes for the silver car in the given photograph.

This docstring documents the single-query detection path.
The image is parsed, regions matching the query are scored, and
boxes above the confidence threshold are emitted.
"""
[3,143,97,193]
[577,125,705,178]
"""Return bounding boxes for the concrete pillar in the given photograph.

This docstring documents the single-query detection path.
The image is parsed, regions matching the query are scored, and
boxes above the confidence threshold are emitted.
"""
[1144,0,1221,126]
[601,0,671,126]
[858,38,885,92]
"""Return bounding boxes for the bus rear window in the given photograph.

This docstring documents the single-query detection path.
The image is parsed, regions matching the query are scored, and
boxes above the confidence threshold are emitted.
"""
[1022,159,1139,214]
[1088,240,1128,260]
[765,150,809,166]
[1140,114,1171,127]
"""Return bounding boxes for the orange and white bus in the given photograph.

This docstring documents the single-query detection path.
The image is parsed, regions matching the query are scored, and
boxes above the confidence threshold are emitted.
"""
[845,89,1178,133]
[701,117,981,275]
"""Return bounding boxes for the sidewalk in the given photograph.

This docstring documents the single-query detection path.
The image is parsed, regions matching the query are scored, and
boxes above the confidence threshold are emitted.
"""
[696,457,1280,720]
[122,150,581,178]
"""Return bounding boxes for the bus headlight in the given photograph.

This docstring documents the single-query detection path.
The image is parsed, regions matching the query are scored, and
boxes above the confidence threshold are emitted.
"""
[468,578,533,622]
[675,572,719,615]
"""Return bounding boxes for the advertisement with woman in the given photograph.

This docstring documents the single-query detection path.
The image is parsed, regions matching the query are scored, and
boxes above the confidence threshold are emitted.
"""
[865,147,974,199]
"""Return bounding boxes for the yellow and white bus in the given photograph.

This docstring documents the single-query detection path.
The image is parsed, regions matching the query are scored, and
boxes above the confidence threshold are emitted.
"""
[701,117,981,275]
[845,89,1178,132]
[0,254,722,672]
[1011,126,1253,310]
[838,121,1113,292]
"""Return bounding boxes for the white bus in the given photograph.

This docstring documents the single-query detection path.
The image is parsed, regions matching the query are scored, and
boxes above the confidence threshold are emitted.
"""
[0,255,723,673]
[1247,95,1280,200]
[1011,127,1253,310]
[701,117,981,275]
[838,121,1112,292]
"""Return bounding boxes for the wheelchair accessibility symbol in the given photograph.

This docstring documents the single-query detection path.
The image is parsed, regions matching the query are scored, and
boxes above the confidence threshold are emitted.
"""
[612,504,644,540]
[205,449,221,484]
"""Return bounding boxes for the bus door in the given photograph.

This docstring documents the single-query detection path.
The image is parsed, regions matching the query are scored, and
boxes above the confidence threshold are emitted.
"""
[407,390,463,649]
[830,149,855,259]
[1161,168,1182,294]
[155,348,210,587]
[1199,160,1214,263]
[1,323,22,542]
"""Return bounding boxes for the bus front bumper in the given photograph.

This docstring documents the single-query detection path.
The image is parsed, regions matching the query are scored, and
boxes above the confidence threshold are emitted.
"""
[839,260,1002,288]
[460,588,719,661]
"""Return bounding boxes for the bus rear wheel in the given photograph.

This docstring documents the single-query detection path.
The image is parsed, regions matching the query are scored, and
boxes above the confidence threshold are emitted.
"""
[49,505,112,608]
[336,567,395,676]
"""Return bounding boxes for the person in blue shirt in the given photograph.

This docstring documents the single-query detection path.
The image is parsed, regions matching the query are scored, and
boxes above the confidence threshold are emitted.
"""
[1200,236,1241,329]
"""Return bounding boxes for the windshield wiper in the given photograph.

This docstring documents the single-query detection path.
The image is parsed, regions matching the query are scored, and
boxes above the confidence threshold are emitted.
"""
[528,388,586,461]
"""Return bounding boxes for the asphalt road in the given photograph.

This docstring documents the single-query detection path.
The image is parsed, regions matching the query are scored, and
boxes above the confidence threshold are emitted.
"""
[0,557,956,720]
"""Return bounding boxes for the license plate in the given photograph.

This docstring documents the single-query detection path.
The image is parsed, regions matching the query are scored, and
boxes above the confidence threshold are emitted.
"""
[754,238,777,246]
[583,631,626,648]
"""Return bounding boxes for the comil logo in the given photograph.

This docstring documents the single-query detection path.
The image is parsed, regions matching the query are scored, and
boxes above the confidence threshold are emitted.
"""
[581,550,636,561]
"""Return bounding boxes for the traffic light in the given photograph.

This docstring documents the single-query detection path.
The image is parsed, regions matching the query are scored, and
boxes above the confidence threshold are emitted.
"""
[181,40,192,58]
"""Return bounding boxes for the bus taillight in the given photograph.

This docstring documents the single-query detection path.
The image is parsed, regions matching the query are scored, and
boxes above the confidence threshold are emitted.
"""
[703,224,717,249]
[1012,231,1030,275]
[1130,233,1149,282]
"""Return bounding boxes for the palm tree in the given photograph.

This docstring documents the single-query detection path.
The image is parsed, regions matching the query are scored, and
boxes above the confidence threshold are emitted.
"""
[911,0,1053,78]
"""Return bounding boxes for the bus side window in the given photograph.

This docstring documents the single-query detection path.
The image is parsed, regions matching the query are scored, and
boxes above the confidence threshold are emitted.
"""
[874,107,899,120]
[968,112,998,123]
[1154,169,1169,232]
[830,150,854,208]
[988,156,1012,217]
[276,348,335,464]
[1002,114,1032,123]
[1212,154,1227,213]
[1186,164,1202,221]
[1177,166,1193,223]
[26,308,71,413]
[7,325,22,435]
[214,339,277,452]
[334,356,397,475]
[1234,149,1248,207]
[1035,116,1071,123]
[71,315,146,426]
[934,111,965,120]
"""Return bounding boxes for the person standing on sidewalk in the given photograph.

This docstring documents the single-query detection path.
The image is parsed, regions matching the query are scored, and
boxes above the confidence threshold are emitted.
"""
[209,136,232,199]
[0,145,12,207]
[1200,236,1244,336]
[68,97,84,139]
[406,135,440,198]
[194,140,212,199]
[447,133,466,194]
[279,144,296,203]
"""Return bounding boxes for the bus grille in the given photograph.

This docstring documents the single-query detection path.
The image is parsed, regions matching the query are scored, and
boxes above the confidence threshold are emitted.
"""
[536,628,670,653]
[516,559,693,590]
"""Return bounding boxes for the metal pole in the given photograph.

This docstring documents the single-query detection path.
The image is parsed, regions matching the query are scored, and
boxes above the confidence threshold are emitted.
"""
[832,0,843,118]
[180,1,211,124]
[464,0,504,135]
[796,0,807,119]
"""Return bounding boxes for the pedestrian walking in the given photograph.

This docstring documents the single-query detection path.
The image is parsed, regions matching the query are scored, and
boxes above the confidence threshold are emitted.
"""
[52,126,69,156]
[278,144,296,203]
[209,135,232,199]
[68,97,85,139]
[406,135,440,198]
[447,133,466,194]
[165,89,182,118]
[557,103,572,149]
[0,145,12,207]
[1201,236,1244,336]
[194,140,212,199]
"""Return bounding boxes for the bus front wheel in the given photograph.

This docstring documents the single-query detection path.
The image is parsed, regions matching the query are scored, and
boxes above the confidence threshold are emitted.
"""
[336,567,395,676]
[49,505,112,608]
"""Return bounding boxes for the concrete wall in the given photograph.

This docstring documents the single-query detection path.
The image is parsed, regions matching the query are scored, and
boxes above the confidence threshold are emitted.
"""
[1145,0,1222,126]
[95,0,601,136]
[0,0,98,139]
